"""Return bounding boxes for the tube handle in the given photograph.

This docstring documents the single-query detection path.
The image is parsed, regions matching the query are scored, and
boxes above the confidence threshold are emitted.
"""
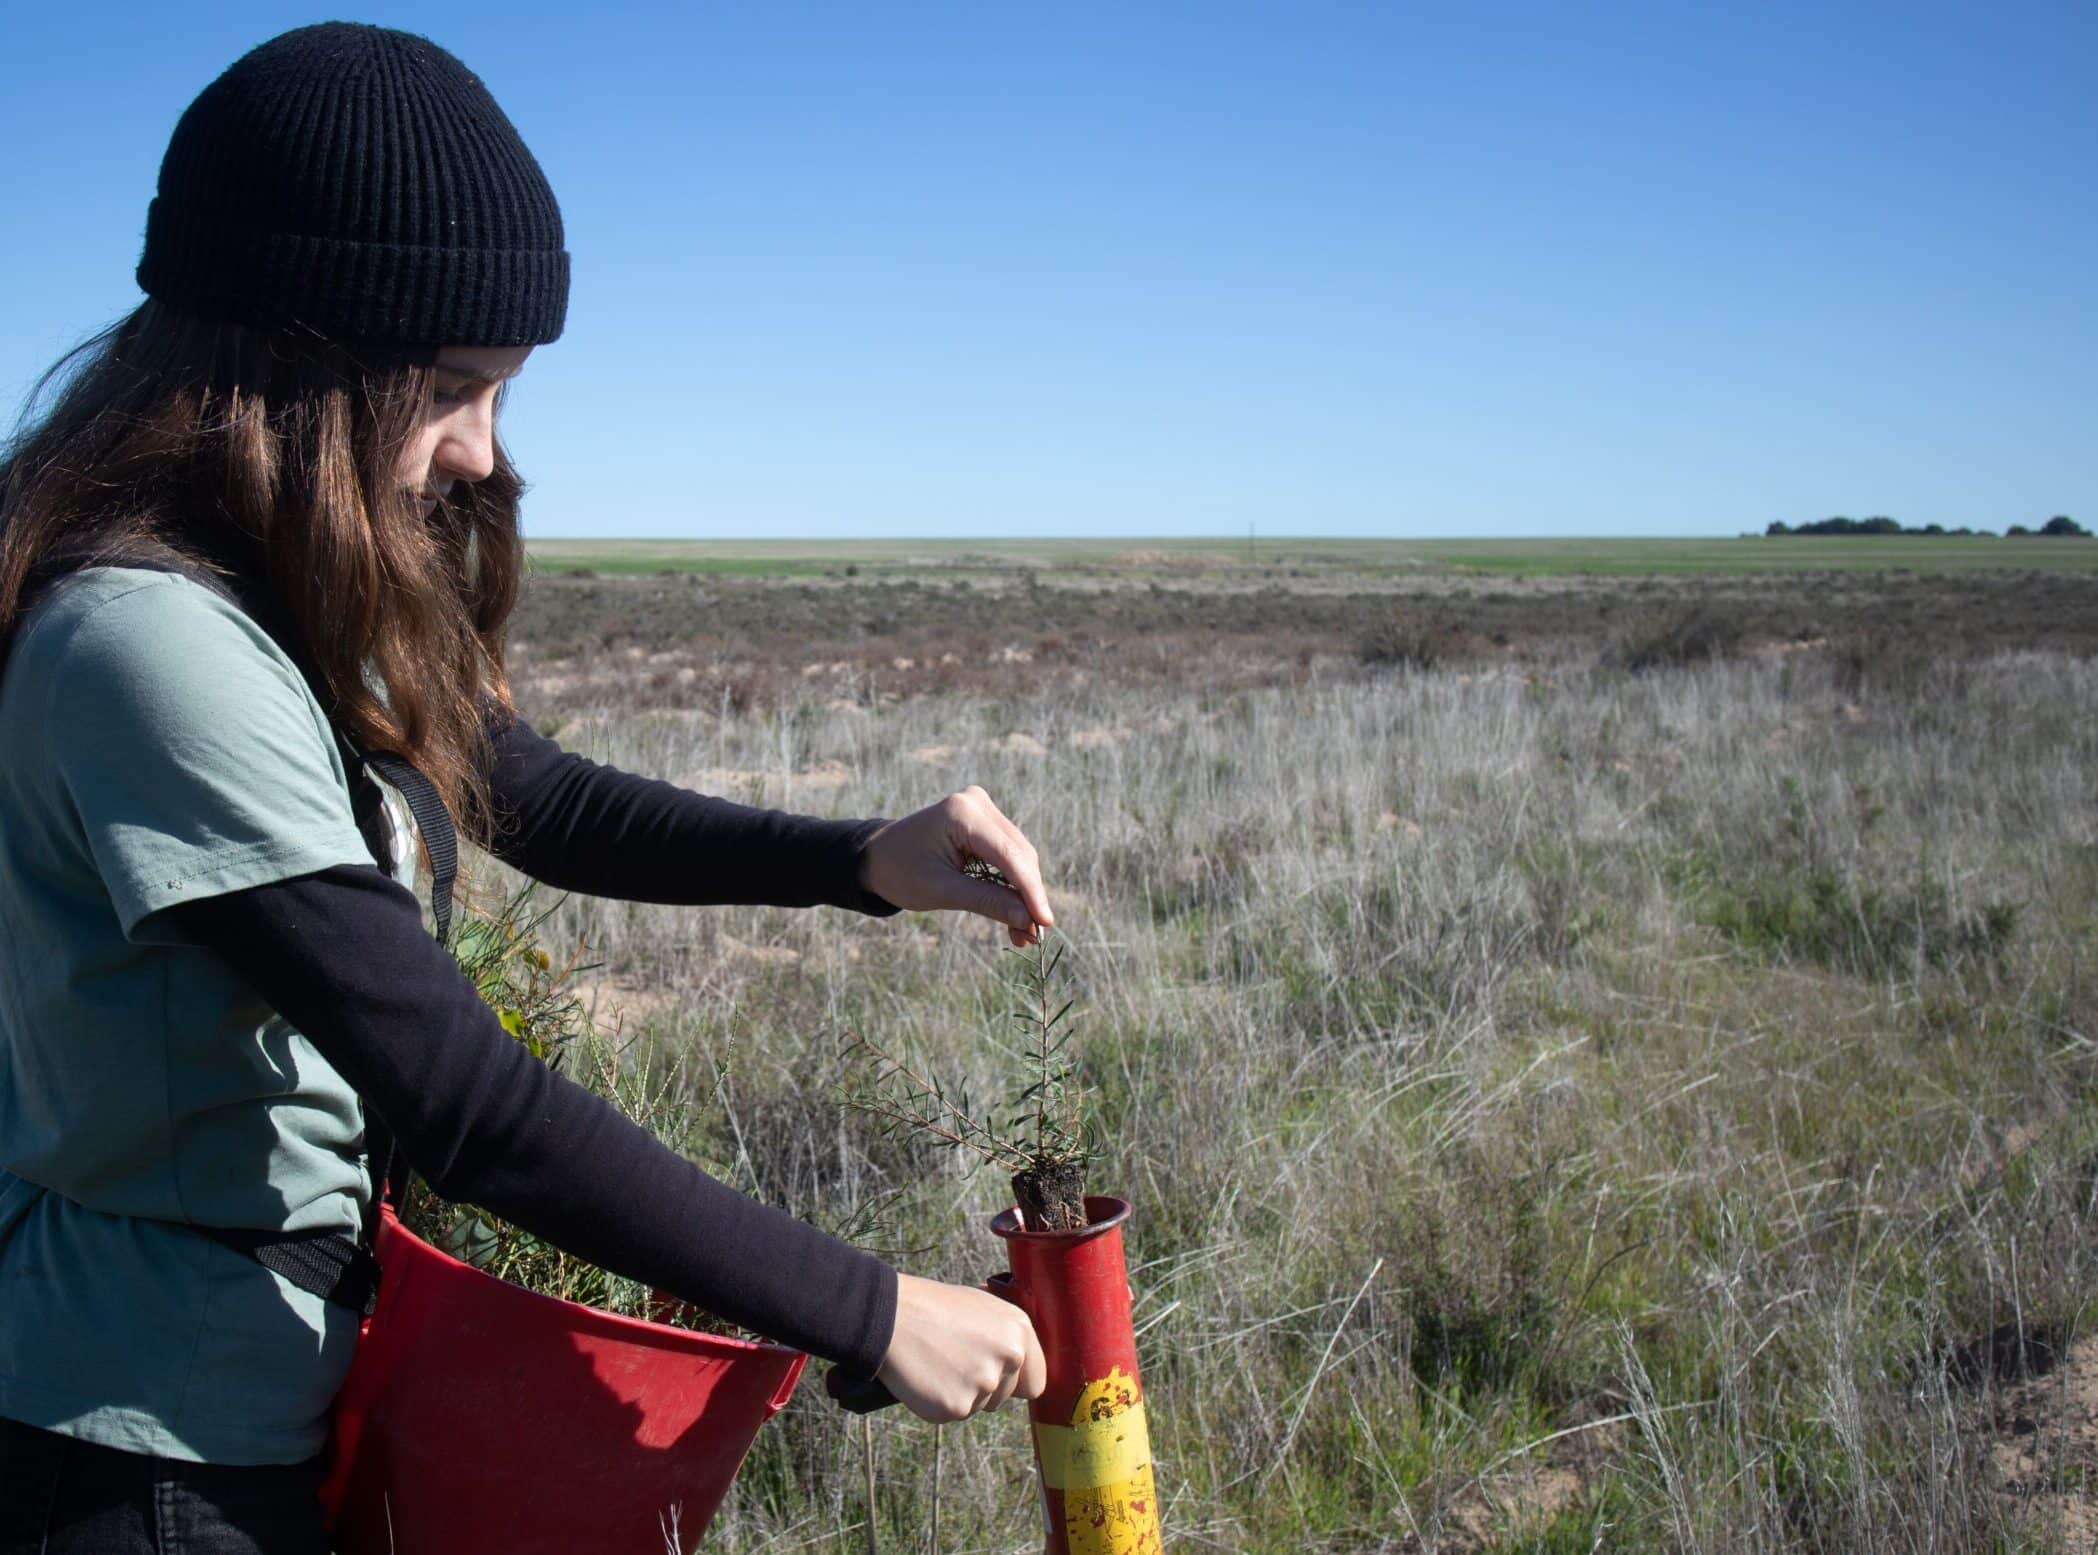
[824,1368,899,1414]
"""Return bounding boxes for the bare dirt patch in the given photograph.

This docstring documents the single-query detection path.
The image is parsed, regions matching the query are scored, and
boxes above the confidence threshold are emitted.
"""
[1988,1331,2098,1551]
[1959,1105,2067,1191]
[578,969,684,1032]
[669,761,854,795]
[1420,1419,1625,1552]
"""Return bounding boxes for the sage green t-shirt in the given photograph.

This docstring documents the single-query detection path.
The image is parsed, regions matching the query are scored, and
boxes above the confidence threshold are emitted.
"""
[0,567,403,1464]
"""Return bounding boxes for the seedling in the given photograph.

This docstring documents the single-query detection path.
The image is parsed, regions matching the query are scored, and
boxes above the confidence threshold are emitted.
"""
[845,890,1092,1232]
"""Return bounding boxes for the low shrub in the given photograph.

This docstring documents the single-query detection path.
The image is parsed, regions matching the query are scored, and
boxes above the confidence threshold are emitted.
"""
[1612,608,1746,673]
[1698,868,2020,980]
[1401,1170,1557,1401]
[1359,616,1449,670]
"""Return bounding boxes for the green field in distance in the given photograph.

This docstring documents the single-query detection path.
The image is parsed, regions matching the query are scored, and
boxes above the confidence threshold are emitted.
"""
[524,534,2098,578]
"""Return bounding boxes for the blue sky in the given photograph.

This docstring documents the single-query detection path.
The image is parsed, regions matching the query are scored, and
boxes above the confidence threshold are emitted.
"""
[3,2,2092,538]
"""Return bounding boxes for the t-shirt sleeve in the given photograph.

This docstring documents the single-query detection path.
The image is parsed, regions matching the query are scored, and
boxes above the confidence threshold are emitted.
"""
[45,578,376,941]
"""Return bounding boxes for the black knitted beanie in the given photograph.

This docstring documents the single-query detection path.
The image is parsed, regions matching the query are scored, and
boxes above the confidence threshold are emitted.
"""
[137,21,568,348]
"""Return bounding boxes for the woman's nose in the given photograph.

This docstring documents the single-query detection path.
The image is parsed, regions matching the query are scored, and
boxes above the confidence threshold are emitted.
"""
[435,403,497,486]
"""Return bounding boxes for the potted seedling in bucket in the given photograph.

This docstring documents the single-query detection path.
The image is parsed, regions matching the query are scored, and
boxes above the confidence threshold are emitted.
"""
[846,928,1165,1555]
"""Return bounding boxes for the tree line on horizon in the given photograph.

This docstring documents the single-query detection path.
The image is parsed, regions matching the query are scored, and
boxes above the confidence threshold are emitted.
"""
[1764,515,2089,538]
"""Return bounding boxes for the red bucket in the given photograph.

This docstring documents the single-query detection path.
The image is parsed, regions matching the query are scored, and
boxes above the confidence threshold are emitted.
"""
[318,1204,806,1555]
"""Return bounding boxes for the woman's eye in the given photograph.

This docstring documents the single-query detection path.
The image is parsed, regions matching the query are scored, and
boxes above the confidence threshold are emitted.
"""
[433,387,465,405]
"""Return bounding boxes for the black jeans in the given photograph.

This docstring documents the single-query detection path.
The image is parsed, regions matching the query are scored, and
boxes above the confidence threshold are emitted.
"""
[0,1416,327,1555]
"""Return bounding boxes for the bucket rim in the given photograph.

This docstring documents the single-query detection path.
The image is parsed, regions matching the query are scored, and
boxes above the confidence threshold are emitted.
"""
[374,1202,808,1361]
[989,1194,1130,1244]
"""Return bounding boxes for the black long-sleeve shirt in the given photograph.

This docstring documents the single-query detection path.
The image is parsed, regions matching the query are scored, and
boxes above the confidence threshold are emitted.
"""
[171,714,901,1377]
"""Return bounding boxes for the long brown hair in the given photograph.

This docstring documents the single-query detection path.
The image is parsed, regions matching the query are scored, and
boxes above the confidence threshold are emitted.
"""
[0,299,522,842]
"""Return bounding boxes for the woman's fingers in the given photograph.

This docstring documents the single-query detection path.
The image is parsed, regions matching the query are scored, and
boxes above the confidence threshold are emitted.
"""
[877,1273,1044,1423]
[955,872,1039,943]
[974,1286,1047,1413]
[950,787,1054,932]
[860,787,1058,940]
[1012,1303,1048,1401]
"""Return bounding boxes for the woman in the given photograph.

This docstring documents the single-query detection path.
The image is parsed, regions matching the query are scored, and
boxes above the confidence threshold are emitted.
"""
[0,22,1047,1553]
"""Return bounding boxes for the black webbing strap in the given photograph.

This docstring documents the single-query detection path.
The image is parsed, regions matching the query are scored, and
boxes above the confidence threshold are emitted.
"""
[354,748,458,950]
[340,739,462,1240]
[210,740,460,1315]
[194,1224,382,1317]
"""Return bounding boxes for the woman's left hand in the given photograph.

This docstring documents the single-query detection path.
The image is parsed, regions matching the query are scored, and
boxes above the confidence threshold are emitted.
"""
[859,786,1055,946]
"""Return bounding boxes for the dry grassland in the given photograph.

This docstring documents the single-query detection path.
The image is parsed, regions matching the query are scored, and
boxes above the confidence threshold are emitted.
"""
[499,560,2098,1553]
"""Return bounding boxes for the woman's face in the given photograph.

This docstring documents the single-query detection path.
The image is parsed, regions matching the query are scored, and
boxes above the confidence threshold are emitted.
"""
[397,344,533,516]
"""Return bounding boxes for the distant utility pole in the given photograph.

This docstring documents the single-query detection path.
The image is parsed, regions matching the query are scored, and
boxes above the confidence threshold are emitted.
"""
[1247,520,1256,565]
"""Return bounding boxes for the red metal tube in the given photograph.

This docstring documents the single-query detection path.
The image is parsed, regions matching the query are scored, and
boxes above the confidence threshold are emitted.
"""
[992,1195,1163,1555]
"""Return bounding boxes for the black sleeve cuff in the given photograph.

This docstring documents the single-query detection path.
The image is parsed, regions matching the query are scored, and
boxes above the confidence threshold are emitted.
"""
[841,817,903,919]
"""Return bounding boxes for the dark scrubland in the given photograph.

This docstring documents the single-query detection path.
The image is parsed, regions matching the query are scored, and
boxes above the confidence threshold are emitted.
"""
[501,559,2098,1554]
[510,566,2098,714]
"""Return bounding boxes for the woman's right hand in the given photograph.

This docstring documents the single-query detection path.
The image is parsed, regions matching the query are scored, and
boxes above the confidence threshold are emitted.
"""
[877,1271,1047,1422]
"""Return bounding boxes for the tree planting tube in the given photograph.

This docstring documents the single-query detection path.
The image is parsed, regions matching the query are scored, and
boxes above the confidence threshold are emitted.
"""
[992,1195,1164,1555]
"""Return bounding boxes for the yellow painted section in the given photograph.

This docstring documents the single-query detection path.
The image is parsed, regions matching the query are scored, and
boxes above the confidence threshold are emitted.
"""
[1065,1460,1160,1555]
[1036,1401,1152,1490]
[1031,1368,1163,1555]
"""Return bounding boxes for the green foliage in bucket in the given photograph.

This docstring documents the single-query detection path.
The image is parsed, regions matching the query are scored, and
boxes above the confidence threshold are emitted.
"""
[396,887,746,1333]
